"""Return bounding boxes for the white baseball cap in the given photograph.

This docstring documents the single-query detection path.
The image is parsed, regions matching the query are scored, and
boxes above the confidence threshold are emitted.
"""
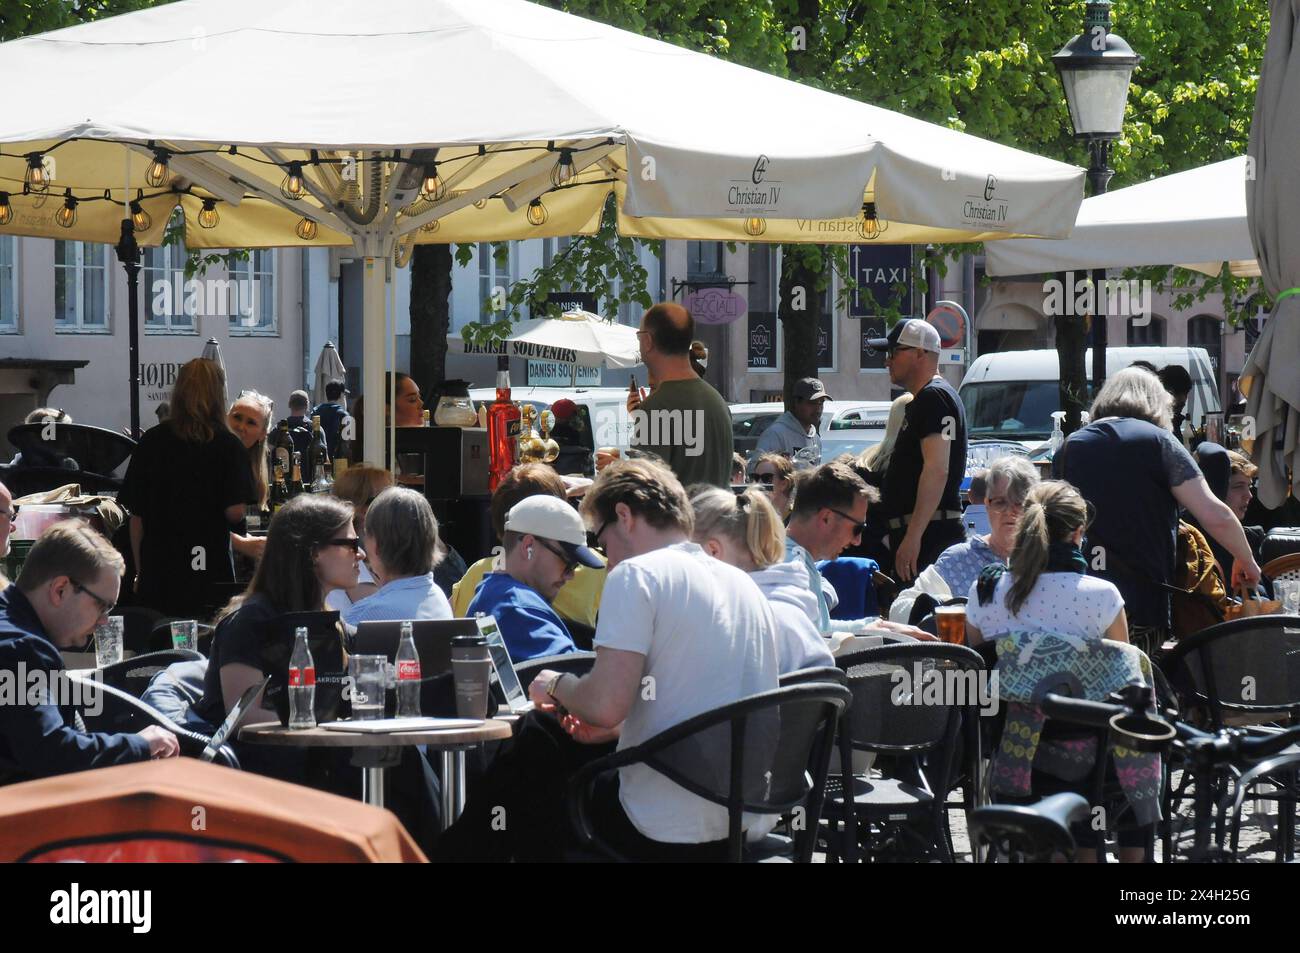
[504,496,604,568]
[867,318,942,354]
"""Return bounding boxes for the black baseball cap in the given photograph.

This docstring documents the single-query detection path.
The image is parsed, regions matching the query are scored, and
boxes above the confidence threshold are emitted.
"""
[792,377,831,401]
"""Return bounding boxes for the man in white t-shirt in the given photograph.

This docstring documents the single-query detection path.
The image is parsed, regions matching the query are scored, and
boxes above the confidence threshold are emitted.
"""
[435,457,780,862]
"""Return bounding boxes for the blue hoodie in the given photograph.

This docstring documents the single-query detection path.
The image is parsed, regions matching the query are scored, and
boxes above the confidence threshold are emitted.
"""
[466,572,576,662]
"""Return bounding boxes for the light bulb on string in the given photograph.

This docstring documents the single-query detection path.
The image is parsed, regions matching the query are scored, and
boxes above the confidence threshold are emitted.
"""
[0,192,12,227]
[420,163,446,202]
[54,190,77,229]
[280,162,307,200]
[526,197,548,227]
[858,202,889,241]
[550,149,575,188]
[295,217,318,240]
[145,149,171,188]
[24,154,49,193]
[130,190,152,232]
[198,197,220,229]
[744,216,767,237]
[420,218,440,233]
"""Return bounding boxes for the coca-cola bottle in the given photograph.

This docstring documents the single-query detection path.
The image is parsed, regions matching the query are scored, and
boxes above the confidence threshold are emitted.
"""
[395,621,422,718]
[288,626,316,729]
[487,356,521,491]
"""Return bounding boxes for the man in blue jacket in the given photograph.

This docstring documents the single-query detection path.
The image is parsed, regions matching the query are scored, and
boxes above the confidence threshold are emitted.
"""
[0,521,178,784]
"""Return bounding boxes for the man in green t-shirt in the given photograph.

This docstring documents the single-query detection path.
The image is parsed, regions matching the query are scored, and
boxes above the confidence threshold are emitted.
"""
[629,303,734,489]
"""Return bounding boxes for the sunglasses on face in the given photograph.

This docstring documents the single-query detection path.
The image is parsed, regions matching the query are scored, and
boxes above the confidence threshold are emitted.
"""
[2,504,18,523]
[827,507,867,537]
[587,518,614,553]
[754,471,777,486]
[324,537,363,552]
[986,497,1022,514]
[537,539,579,573]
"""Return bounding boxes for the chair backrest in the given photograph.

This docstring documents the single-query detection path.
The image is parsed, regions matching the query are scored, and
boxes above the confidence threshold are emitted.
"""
[835,642,985,755]
[74,676,238,768]
[96,649,205,699]
[780,666,847,688]
[1158,614,1300,725]
[512,651,597,686]
[1262,552,1300,585]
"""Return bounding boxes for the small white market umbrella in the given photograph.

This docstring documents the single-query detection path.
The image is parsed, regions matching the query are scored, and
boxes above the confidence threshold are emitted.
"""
[312,341,347,406]
[447,310,642,371]
[985,157,1259,278]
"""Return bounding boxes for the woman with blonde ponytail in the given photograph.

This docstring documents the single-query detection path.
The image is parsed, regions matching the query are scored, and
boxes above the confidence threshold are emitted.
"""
[689,486,833,673]
[965,481,1129,646]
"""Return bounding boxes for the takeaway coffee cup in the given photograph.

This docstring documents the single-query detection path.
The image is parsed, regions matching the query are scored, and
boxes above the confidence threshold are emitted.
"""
[451,634,492,719]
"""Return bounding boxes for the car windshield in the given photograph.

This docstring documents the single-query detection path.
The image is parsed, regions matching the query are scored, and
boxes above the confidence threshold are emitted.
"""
[960,381,1090,440]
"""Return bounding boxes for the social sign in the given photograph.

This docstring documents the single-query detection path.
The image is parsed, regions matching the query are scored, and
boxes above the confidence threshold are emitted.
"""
[686,287,748,325]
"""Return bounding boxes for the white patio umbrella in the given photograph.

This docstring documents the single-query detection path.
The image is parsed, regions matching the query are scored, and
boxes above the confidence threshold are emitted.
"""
[985,157,1259,277]
[0,0,1087,461]
[312,342,347,406]
[447,310,641,371]
[1242,0,1300,507]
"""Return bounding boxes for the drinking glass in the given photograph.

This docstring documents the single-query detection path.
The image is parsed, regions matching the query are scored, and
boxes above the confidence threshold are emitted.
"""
[934,604,967,645]
[94,617,124,668]
[348,655,389,720]
[1276,580,1300,616]
[170,619,198,652]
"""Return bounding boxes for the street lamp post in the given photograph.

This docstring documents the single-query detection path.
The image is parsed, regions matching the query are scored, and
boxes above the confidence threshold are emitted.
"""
[1053,0,1141,397]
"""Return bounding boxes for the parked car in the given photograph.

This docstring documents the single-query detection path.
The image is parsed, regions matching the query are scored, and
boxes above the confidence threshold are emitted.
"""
[958,346,1221,451]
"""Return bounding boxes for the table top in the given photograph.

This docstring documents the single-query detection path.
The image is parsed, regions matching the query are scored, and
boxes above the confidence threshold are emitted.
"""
[240,718,513,748]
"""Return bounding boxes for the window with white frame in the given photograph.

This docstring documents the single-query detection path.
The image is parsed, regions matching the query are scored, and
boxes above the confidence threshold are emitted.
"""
[478,241,514,317]
[54,241,110,331]
[0,236,15,331]
[144,215,194,333]
[227,249,277,334]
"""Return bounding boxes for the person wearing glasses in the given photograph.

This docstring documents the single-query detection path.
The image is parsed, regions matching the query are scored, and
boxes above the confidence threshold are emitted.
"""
[227,390,275,562]
[466,496,602,662]
[0,521,179,784]
[889,456,1039,624]
[326,465,395,612]
[342,487,452,629]
[119,359,258,618]
[866,319,968,584]
[751,453,794,519]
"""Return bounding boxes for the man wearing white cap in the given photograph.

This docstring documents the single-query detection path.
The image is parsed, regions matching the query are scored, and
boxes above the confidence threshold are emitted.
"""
[466,495,604,663]
[866,319,968,583]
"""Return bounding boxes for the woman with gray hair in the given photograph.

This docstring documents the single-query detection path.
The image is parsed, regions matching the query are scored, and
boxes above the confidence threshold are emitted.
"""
[889,455,1040,623]
[342,486,452,627]
[1055,365,1260,657]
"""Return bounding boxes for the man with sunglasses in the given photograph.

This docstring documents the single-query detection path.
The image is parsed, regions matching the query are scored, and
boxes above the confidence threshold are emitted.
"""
[0,521,178,784]
[466,496,603,663]
[867,319,968,583]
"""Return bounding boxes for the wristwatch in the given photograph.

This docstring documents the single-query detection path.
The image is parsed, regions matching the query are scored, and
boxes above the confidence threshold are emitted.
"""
[546,672,567,701]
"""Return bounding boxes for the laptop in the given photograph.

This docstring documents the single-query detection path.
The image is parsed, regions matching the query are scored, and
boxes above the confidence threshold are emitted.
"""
[353,619,481,717]
[201,676,270,763]
[476,615,533,714]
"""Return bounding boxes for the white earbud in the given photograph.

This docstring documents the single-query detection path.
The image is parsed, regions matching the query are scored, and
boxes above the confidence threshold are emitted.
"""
[526,546,534,561]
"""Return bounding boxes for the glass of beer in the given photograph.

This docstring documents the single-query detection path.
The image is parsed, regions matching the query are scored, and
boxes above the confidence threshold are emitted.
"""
[935,604,967,645]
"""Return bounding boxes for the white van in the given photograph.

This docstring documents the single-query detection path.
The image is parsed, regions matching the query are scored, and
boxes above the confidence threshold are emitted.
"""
[468,385,634,449]
[958,346,1221,449]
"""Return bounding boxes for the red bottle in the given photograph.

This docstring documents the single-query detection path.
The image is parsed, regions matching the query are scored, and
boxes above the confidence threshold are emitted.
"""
[488,356,520,491]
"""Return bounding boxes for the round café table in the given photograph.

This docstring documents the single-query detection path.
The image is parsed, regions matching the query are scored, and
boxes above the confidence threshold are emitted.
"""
[240,719,513,829]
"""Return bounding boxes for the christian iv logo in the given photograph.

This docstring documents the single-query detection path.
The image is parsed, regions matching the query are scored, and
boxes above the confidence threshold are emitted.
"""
[730,155,779,211]
[752,155,769,185]
[963,172,1008,225]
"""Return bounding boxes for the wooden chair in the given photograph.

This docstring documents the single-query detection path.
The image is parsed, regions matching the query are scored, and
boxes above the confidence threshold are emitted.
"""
[1262,552,1300,586]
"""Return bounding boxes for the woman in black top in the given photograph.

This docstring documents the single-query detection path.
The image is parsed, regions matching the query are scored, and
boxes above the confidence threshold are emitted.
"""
[119,359,256,618]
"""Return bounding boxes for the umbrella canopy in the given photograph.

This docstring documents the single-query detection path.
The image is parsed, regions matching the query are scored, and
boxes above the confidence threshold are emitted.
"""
[1242,0,1300,507]
[0,759,425,862]
[312,341,347,406]
[448,310,641,369]
[985,157,1259,277]
[0,0,1087,461]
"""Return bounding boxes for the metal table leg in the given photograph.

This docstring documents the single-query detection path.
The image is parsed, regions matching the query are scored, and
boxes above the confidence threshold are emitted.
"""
[352,747,401,809]
[362,766,386,807]
[440,749,467,830]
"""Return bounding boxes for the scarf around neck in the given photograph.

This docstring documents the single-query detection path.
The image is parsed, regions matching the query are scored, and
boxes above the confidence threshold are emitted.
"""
[977,541,1087,606]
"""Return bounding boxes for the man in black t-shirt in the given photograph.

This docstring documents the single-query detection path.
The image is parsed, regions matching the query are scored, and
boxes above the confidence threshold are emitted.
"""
[867,319,967,582]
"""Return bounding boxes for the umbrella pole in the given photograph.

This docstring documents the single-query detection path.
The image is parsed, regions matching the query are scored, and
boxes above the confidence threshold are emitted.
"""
[115,151,142,439]
[362,258,387,466]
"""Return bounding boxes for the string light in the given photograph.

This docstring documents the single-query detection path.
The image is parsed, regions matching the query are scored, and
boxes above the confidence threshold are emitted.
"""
[280,161,306,200]
[526,197,548,227]
[550,148,575,188]
[859,202,889,240]
[54,189,77,228]
[295,217,318,240]
[198,197,220,229]
[145,149,171,188]
[744,216,767,237]
[129,190,152,232]
[420,218,440,233]
[420,162,446,202]
[0,192,11,227]
[24,154,49,193]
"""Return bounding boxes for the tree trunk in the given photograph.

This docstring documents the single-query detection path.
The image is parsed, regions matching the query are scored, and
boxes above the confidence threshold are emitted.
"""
[778,246,823,409]
[410,243,453,401]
